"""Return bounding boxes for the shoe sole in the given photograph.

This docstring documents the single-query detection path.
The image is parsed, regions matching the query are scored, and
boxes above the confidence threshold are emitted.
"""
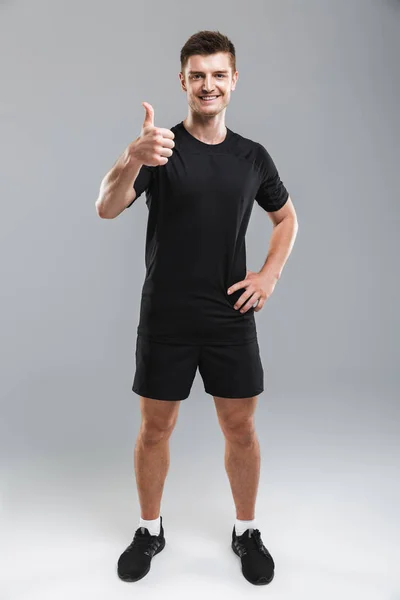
[231,541,274,586]
[117,536,166,582]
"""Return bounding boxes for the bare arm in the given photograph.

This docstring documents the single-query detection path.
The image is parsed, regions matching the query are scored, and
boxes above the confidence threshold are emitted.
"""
[95,102,175,220]
[226,196,298,314]
[95,142,143,219]
[259,196,298,280]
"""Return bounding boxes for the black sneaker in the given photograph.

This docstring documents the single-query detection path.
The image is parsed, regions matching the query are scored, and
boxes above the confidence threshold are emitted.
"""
[231,526,275,585]
[117,516,165,582]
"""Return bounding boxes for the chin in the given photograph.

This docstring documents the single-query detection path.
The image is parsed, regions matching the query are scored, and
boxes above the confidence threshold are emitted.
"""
[202,110,220,118]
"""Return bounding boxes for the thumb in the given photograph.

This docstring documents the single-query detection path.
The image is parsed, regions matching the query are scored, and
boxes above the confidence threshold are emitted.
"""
[142,102,154,128]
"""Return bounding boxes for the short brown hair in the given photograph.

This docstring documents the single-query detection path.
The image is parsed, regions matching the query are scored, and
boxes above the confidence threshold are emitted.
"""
[180,30,236,74]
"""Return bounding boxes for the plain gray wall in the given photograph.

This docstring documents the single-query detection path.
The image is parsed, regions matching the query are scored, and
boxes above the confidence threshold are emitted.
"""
[1,0,399,454]
[1,0,400,578]
[2,1,399,596]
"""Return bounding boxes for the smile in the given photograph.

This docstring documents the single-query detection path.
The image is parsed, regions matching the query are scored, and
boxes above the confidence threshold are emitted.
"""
[199,95,220,102]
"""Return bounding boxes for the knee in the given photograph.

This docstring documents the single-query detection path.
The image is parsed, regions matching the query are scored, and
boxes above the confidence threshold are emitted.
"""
[140,416,177,445]
[220,417,256,445]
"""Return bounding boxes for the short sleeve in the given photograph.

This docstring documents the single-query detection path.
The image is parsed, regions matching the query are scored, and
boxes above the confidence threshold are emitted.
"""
[254,143,289,212]
[126,165,155,208]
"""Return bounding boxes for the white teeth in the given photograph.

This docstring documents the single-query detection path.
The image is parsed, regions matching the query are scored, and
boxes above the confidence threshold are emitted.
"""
[201,96,218,100]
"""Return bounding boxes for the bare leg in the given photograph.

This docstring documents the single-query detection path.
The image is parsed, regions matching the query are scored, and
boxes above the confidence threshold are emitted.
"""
[213,396,260,520]
[134,396,181,520]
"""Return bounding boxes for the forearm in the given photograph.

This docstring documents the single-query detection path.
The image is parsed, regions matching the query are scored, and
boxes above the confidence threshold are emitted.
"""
[96,144,143,218]
[259,216,298,281]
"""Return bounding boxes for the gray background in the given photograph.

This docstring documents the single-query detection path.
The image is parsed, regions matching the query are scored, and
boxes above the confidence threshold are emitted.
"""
[1,0,399,598]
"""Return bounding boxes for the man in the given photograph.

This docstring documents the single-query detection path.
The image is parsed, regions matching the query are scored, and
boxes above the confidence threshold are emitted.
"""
[96,30,298,585]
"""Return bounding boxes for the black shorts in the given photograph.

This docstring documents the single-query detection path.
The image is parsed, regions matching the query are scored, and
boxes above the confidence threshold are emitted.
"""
[132,335,264,401]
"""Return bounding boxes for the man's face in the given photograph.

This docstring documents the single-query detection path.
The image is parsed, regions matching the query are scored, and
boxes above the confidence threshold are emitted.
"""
[179,52,238,118]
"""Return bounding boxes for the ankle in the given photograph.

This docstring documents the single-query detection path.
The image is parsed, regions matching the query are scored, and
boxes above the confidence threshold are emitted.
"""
[139,515,161,536]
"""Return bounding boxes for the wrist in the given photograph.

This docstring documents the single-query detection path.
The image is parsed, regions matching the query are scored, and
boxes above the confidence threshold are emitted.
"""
[259,267,280,282]
[125,139,144,168]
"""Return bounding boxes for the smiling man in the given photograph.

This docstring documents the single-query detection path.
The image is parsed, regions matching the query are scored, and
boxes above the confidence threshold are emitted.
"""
[96,30,298,585]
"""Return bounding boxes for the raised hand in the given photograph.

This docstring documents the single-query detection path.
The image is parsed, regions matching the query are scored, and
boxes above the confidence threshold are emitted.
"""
[129,102,175,167]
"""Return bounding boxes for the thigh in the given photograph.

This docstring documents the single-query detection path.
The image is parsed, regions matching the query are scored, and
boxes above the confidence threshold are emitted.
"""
[213,395,258,434]
[132,335,200,401]
[139,395,181,430]
[198,338,264,399]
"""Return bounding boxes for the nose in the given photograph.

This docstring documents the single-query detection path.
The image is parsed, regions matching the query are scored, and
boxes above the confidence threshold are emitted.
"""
[202,75,215,93]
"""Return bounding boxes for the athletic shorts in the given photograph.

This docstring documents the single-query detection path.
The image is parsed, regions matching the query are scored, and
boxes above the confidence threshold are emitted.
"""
[132,335,264,401]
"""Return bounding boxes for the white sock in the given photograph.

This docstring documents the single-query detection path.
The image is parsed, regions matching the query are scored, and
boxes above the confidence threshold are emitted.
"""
[139,515,161,536]
[235,517,257,536]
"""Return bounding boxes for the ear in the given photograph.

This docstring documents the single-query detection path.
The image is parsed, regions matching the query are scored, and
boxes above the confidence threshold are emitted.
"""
[179,72,187,91]
[232,71,239,91]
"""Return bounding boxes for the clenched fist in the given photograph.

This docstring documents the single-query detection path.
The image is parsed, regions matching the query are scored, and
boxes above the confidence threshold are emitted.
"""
[129,102,175,167]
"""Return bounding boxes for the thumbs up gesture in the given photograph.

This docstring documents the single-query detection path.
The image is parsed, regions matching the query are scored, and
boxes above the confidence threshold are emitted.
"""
[130,102,175,167]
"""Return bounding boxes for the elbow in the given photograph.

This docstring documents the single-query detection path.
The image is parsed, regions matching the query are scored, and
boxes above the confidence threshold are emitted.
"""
[95,199,104,218]
[96,199,112,219]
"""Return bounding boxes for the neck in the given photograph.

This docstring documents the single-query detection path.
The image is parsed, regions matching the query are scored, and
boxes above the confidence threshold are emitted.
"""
[183,114,227,145]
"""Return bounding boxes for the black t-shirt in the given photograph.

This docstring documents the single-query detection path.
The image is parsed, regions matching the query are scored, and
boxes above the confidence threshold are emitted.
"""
[127,121,289,345]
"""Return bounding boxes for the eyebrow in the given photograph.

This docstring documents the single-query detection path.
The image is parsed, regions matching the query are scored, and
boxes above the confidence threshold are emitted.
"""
[188,70,229,74]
